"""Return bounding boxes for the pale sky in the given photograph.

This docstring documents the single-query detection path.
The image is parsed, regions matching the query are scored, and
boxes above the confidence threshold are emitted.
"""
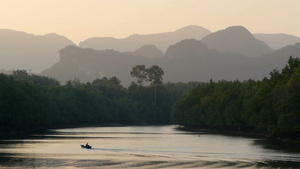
[1,0,300,44]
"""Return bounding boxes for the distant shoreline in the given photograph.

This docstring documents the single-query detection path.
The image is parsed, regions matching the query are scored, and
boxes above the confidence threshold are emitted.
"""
[177,126,300,145]
[2,124,299,145]
[0,123,172,137]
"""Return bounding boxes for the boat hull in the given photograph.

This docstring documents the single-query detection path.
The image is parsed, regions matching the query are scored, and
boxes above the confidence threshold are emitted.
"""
[81,145,92,149]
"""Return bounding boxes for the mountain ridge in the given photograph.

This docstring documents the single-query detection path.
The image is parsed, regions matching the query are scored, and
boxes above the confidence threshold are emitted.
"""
[41,40,300,86]
[202,26,273,57]
[79,25,211,52]
[2,25,300,77]
[0,29,75,73]
[254,33,300,50]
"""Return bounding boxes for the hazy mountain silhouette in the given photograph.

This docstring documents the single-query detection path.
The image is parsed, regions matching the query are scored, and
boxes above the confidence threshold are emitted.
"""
[0,29,75,73]
[165,39,211,59]
[127,45,163,58]
[259,42,300,70]
[79,25,211,53]
[163,39,300,82]
[42,39,300,86]
[42,45,149,85]
[254,33,300,50]
[202,26,273,57]
[162,39,253,82]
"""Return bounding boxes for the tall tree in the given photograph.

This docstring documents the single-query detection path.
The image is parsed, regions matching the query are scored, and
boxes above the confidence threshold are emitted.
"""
[147,65,164,105]
[147,65,164,85]
[130,65,148,85]
[130,65,164,105]
[130,65,164,85]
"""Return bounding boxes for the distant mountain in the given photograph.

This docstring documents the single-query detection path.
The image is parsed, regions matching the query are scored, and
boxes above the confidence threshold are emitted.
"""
[42,45,149,85]
[79,25,211,53]
[254,33,300,50]
[162,40,300,82]
[43,41,245,85]
[165,39,211,59]
[42,39,300,86]
[258,42,300,70]
[162,39,253,82]
[0,29,75,73]
[202,26,273,57]
[128,45,163,58]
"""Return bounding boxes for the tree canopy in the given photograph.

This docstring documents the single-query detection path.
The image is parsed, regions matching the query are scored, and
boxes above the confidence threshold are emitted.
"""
[0,70,190,132]
[171,56,300,138]
[130,65,164,85]
[1,57,299,141]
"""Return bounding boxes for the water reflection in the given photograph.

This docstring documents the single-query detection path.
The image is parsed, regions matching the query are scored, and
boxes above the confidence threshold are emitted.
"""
[0,125,299,168]
[254,139,300,154]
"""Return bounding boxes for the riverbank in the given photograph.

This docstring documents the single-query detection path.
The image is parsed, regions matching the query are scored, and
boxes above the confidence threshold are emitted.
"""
[177,126,300,145]
[0,123,172,138]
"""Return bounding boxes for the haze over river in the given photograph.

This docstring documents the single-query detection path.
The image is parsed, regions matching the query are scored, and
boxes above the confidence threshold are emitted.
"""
[0,125,299,168]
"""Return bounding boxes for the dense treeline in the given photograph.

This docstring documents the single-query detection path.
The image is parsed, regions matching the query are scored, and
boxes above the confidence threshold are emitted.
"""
[2,57,299,139]
[0,70,199,132]
[171,57,300,138]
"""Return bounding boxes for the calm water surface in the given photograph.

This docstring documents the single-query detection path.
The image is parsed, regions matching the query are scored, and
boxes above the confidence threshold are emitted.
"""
[0,125,300,168]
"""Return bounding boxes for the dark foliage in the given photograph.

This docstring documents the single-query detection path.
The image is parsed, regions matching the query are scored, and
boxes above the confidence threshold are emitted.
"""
[0,72,196,132]
[171,57,300,138]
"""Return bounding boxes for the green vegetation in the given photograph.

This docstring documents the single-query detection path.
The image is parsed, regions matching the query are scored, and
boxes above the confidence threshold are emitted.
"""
[131,65,164,105]
[171,57,300,138]
[1,58,299,140]
[130,65,164,85]
[0,68,198,132]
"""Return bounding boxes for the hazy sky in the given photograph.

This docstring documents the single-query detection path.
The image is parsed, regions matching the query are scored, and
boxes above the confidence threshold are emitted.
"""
[1,0,300,44]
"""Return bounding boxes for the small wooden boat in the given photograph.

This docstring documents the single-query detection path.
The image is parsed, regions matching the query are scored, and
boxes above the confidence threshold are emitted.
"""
[81,144,92,149]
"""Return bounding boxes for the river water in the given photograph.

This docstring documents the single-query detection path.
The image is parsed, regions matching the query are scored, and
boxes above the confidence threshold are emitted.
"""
[0,125,299,168]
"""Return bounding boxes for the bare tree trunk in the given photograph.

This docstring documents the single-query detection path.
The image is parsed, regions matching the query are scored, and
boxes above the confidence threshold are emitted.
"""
[154,85,157,106]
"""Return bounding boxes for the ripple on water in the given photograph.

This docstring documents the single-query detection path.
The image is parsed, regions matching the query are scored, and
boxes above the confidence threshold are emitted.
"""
[1,125,300,168]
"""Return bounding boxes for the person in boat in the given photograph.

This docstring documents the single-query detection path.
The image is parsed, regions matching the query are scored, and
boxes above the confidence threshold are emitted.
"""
[85,143,89,147]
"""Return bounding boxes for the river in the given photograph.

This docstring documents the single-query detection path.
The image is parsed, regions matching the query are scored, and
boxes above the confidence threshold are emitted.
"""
[0,125,299,168]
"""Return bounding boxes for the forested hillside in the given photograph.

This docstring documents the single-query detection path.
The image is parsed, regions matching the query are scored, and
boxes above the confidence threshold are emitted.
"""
[171,57,300,138]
